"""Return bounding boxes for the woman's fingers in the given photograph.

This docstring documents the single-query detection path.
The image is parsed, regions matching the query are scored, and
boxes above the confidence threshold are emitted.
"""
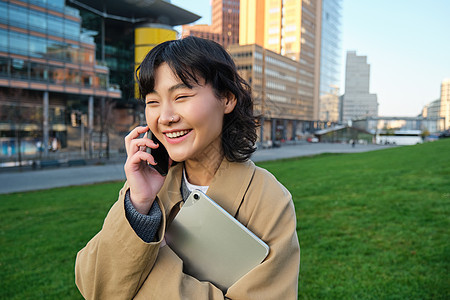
[129,138,159,154]
[125,126,149,152]
[127,149,157,167]
[125,126,160,156]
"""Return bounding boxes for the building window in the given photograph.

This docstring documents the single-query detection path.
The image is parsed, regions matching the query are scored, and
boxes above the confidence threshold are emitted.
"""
[29,11,47,32]
[30,62,48,82]
[0,57,9,77]
[48,15,64,37]
[11,59,29,79]
[9,32,28,56]
[8,4,27,29]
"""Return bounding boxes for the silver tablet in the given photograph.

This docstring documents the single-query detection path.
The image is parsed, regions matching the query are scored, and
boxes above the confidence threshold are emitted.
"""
[165,190,270,292]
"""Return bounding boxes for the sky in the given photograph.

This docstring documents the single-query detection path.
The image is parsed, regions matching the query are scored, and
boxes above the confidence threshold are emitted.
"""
[171,0,450,117]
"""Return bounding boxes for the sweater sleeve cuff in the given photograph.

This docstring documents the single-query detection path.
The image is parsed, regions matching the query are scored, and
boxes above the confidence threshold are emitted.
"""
[124,189,162,243]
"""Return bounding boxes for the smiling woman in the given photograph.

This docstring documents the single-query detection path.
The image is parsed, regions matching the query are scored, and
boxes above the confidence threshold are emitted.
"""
[75,36,300,299]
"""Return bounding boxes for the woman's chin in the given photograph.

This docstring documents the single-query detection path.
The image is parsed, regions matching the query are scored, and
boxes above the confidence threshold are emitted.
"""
[167,152,189,163]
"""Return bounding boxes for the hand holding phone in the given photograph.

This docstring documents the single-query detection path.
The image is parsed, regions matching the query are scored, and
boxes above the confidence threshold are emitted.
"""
[124,126,167,214]
[147,131,170,176]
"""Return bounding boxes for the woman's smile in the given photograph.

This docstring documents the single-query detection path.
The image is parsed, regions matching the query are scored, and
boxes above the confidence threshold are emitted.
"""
[163,129,193,144]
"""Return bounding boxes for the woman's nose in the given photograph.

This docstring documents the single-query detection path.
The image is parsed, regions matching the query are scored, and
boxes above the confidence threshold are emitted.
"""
[158,104,176,125]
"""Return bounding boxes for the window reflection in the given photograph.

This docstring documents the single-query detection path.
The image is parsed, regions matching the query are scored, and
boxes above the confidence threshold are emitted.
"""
[30,63,48,82]
[48,15,63,37]
[0,57,9,76]
[0,56,108,90]
[11,59,28,79]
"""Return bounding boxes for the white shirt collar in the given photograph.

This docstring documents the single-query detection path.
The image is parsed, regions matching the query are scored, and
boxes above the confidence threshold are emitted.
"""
[183,168,209,194]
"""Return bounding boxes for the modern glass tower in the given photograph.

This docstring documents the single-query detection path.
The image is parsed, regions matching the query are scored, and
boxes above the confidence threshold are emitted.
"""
[318,0,342,123]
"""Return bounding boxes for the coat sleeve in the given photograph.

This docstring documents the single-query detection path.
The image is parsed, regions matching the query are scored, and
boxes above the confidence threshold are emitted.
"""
[75,184,166,300]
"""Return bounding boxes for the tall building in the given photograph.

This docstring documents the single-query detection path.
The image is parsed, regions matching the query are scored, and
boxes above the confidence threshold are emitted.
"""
[0,0,199,162]
[318,0,342,123]
[342,51,378,123]
[440,78,450,130]
[182,0,239,48]
[229,44,318,142]
[239,0,322,120]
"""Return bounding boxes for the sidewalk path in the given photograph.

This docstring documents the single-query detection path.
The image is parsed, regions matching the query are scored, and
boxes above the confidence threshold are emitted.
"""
[0,143,393,195]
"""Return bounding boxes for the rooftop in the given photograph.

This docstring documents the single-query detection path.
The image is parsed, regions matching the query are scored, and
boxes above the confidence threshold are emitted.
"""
[67,0,200,26]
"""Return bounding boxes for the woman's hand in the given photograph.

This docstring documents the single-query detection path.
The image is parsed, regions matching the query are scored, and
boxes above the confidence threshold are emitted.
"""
[124,126,167,214]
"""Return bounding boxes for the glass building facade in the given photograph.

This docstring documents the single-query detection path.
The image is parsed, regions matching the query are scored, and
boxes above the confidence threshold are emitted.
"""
[0,0,120,160]
[319,0,342,96]
[318,0,342,123]
[0,0,114,88]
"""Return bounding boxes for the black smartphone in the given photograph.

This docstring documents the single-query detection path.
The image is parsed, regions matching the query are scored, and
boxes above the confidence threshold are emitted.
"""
[146,131,170,176]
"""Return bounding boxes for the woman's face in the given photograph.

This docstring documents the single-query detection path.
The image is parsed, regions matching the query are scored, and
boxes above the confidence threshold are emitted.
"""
[145,63,236,164]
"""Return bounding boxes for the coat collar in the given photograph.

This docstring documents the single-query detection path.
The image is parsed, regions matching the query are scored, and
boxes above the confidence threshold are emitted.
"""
[158,159,256,218]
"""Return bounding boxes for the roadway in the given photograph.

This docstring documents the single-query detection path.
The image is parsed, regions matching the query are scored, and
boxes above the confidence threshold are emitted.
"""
[0,143,393,195]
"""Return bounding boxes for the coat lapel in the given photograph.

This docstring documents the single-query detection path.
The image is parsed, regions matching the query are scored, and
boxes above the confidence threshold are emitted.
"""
[158,163,184,221]
[206,159,256,217]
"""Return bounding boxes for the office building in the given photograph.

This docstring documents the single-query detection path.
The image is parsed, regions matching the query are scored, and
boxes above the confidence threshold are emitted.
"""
[422,99,441,119]
[342,51,378,123]
[229,43,318,142]
[440,78,450,130]
[421,98,445,133]
[239,0,322,120]
[0,0,199,162]
[182,0,239,48]
[318,85,340,122]
[0,0,120,158]
[318,0,342,123]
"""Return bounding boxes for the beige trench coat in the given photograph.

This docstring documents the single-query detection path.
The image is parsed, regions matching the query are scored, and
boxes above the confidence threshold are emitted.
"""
[75,159,300,299]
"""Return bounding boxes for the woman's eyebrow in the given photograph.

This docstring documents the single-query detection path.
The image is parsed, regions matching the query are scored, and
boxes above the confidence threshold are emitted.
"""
[169,83,191,92]
[147,83,191,97]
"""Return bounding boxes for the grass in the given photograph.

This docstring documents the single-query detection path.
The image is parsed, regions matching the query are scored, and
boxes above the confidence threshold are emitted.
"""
[0,139,449,299]
[258,139,450,299]
[0,182,123,299]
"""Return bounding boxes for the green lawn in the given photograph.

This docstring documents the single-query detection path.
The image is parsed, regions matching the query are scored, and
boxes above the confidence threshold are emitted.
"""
[1,139,449,299]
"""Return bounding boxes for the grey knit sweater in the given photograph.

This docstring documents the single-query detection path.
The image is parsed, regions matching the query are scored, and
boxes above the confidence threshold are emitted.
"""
[124,174,191,243]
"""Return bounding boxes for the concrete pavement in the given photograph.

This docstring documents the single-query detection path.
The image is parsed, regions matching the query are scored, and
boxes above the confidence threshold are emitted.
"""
[0,143,394,195]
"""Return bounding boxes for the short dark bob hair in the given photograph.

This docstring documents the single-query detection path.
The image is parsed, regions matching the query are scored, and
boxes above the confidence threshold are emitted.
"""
[136,36,258,162]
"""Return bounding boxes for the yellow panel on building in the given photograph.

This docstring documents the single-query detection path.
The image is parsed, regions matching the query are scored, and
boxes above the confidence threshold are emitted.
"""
[134,25,177,98]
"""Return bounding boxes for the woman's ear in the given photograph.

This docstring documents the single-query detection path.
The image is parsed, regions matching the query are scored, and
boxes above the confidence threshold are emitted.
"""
[224,93,237,114]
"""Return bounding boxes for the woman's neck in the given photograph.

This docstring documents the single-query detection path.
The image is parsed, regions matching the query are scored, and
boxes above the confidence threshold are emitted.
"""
[184,140,224,186]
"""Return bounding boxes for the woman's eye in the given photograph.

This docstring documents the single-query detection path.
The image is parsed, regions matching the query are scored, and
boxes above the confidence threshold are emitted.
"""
[175,95,192,101]
[146,100,158,105]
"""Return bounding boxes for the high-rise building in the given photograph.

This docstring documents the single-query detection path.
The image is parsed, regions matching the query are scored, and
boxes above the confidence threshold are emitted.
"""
[342,51,378,123]
[440,78,450,130]
[239,0,322,120]
[318,0,342,123]
[182,0,239,48]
